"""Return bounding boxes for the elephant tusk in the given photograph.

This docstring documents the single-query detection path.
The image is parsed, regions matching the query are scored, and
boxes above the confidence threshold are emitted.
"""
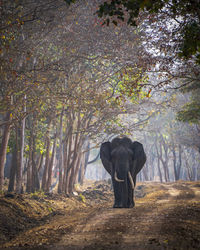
[128,171,135,189]
[114,171,124,182]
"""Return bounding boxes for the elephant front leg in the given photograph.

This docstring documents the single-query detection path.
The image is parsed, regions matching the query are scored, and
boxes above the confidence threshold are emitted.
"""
[112,178,123,208]
[127,188,135,208]
[127,176,136,208]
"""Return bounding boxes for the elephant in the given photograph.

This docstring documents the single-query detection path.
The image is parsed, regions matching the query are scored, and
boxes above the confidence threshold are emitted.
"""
[100,136,146,208]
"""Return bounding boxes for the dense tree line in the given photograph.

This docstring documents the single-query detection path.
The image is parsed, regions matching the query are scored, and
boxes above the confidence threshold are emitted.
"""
[0,0,149,193]
[140,114,200,182]
[128,91,200,182]
[0,0,199,193]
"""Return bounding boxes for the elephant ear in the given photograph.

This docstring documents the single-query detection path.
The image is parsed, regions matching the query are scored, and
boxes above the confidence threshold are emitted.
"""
[131,141,146,175]
[100,142,112,175]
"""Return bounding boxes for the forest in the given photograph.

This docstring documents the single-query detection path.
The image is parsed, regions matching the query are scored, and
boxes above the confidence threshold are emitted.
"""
[0,0,200,249]
[1,0,199,194]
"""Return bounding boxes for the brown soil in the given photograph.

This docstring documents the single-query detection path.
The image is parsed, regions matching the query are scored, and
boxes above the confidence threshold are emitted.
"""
[0,181,200,250]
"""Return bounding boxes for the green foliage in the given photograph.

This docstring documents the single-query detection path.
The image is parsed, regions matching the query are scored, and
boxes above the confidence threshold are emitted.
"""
[30,190,47,198]
[113,68,149,102]
[177,98,200,124]
[179,22,200,64]
[48,207,53,212]
[177,80,200,124]
[79,193,86,203]
[64,0,76,5]
[97,0,168,24]
[96,0,200,64]
[7,130,17,153]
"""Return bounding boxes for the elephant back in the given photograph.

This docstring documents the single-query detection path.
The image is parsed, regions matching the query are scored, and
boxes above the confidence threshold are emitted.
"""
[111,137,132,151]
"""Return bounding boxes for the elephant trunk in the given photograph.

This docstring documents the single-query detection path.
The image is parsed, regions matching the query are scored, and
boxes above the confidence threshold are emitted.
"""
[128,171,135,189]
[114,171,124,182]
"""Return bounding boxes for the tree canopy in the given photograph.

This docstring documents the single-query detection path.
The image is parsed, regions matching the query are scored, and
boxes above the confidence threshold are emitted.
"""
[96,0,200,64]
[0,0,200,193]
[96,0,200,125]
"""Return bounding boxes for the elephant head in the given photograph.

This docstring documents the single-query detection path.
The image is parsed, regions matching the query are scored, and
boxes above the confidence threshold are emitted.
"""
[100,137,146,208]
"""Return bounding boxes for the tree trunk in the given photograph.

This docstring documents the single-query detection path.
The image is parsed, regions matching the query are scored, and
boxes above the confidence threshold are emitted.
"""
[74,152,82,185]
[8,146,17,192]
[142,165,149,181]
[159,140,169,182]
[26,160,32,193]
[157,157,162,182]
[0,112,11,191]
[68,166,76,194]
[32,157,40,192]
[41,122,51,191]
[155,140,162,182]
[16,119,25,193]
[172,142,182,181]
[66,134,82,194]
[38,153,44,174]
[177,144,182,179]
[65,169,71,194]
[63,132,73,194]
[79,139,90,185]
[172,145,177,181]
[67,153,78,194]
[26,130,33,193]
[78,154,85,185]
[32,134,40,192]
[58,110,64,193]
[47,134,57,192]
[57,145,63,193]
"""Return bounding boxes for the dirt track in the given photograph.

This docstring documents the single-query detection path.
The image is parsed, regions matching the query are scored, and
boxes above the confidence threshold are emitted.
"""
[1,182,200,250]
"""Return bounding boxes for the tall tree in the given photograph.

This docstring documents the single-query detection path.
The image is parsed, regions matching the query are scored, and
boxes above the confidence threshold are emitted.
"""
[0,111,12,191]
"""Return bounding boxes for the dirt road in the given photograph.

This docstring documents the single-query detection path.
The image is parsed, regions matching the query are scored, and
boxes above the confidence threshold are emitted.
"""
[1,182,200,250]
